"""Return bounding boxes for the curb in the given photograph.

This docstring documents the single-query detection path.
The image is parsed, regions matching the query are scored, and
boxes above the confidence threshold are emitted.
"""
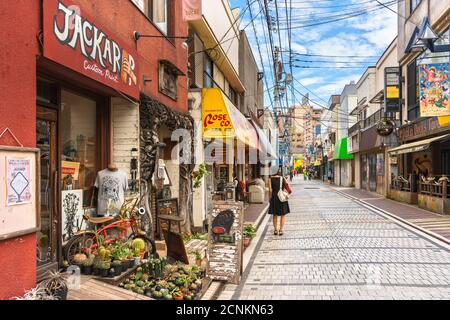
[334,188,450,246]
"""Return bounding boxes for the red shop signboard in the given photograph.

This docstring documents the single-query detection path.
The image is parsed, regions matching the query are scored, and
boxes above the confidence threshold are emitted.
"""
[43,0,139,100]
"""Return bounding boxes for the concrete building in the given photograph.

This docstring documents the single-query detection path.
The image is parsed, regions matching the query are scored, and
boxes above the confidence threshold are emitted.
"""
[387,0,450,214]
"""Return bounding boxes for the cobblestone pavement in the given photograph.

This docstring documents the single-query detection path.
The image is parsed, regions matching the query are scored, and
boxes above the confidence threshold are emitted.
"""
[221,178,450,300]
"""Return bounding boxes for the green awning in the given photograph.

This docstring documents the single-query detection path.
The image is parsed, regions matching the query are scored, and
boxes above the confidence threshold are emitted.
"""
[333,137,354,160]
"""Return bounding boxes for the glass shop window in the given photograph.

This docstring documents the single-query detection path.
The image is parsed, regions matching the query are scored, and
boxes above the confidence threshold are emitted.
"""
[60,90,98,207]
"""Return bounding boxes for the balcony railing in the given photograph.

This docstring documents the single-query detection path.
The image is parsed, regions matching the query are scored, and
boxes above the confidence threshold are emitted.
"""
[348,121,362,136]
[347,109,384,136]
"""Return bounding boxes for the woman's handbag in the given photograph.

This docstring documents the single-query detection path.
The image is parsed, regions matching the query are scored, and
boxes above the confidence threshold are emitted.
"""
[277,176,290,202]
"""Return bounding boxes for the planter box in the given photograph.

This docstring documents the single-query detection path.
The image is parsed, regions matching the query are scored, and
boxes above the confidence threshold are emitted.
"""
[388,188,418,205]
[418,194,450,215]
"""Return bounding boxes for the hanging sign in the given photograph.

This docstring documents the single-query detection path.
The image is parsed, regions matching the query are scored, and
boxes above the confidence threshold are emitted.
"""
[182,0,202,21]
[43,0,139,100]
[376,118,396,136]
[419,63,450,117]
[384,67,401,113]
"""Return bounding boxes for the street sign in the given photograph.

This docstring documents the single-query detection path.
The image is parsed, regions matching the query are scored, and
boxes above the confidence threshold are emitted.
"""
[384,67,401,113]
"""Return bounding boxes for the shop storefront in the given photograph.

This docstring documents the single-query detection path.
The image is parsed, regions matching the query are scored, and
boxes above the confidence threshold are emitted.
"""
[34,0,141,278]
[332,137,353,187]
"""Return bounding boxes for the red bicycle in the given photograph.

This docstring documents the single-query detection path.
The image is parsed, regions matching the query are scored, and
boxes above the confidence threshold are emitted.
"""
[63,196,157,265]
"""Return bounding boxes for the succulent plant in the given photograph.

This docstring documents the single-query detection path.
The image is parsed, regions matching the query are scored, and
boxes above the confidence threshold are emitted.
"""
[132,238,145,256]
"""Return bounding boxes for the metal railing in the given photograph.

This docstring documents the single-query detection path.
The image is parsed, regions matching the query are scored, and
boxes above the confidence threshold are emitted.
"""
[391,174,417,192]
[418,176,450,199]
[364,109,384,129]
[348,120,362,136]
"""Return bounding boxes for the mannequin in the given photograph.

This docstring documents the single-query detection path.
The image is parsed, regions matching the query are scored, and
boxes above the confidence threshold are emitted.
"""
[94,164,128,216]
[107,163,118,172]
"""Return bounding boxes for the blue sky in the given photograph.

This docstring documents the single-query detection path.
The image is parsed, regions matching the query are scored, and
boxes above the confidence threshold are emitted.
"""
[229,0,398,109]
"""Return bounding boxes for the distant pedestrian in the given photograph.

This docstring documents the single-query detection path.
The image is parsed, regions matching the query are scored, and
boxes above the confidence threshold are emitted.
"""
[303,170,307,180]
[289,170,294,182]
[268,167,291,236]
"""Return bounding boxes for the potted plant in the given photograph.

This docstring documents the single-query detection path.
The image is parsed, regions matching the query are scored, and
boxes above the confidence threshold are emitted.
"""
[172,290,184,300]
[82,256,94,275]
[111,260,123,276]
[93,256,102,276]
[243,224,256,248]
[100,261,111,277]
[191,250,203,267]
[132,238,145,265]
[40,271,68,300]
[73,252,87,269]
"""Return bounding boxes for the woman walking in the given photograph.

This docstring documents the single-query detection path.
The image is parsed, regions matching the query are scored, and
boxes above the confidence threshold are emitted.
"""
[268,168,291,236]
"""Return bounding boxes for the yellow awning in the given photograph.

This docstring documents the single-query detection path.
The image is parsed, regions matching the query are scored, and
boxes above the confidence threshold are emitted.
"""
[202,88,258,149]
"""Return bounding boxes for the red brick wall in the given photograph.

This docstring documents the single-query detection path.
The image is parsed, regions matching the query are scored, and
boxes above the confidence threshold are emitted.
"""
[0,0,40,299]
[73,0,189,112]
[0,0,188,299]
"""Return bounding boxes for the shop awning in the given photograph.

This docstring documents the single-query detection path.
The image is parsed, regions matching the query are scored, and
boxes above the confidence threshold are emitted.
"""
[388,134,450,156]
[333,137,354,160]
[202,88,258,149]
[250,120,278,160]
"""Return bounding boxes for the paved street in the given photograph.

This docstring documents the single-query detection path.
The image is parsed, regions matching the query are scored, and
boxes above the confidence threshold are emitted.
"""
[223,177,450,300]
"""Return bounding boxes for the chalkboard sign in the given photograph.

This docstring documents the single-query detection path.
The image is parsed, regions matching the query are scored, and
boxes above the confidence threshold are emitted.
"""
[206,200,243,284]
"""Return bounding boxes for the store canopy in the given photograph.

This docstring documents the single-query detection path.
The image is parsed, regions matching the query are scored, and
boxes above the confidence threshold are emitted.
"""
[202,88,258,149]
[388,134,450,156]
[332,137,354,160]
[249,120,278,160]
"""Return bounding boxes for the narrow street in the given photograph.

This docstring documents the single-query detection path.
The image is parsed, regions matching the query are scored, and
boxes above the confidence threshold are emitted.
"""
[227,177,450,300]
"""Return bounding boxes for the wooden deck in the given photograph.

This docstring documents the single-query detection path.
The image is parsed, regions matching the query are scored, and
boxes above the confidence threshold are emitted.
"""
[68,276,151,300]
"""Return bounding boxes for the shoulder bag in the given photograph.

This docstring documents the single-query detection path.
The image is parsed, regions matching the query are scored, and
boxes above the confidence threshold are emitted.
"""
[277,176,290,202]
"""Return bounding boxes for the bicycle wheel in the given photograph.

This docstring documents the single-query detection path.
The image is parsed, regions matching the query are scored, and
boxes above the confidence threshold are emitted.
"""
[63,232,96,265]
[129,234,159,259]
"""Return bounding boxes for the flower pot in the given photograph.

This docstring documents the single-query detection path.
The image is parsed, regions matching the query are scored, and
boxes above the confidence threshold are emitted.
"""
[51,287,68,300]
[82,265,93,275]
[127,259,134,269]
[100,268,109,277]
[173,294,184,301]
[113,267,121,277]
[243,237,250,248]
[195,259,202,267]
[93,267,100,276]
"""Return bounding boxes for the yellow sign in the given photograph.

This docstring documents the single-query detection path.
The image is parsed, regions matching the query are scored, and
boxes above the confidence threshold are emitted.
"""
[61,161,80,180]
[438,116,450,126]
[202,88,258,149]
[386,86,400,99]
[202,89,233,139]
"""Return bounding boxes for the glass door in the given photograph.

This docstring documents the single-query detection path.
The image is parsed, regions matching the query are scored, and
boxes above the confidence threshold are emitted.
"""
[36,106,59,272]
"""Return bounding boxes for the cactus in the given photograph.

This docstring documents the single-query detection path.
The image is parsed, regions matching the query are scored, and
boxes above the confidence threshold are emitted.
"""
[132,238,145,257]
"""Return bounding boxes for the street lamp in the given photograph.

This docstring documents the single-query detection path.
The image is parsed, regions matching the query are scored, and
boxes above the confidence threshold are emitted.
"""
[405,17,450,53]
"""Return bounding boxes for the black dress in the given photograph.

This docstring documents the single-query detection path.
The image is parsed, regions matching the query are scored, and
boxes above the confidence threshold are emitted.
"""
[268,176,290,216]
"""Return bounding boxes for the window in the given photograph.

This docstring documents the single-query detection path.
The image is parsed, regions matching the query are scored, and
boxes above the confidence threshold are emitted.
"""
[204,55,214,88]
[60,90,97,207]
[159,61,180,100]
[407,59,420,120]
[131,0,170,35]
[229,87,237,106]
[410,0,422,13]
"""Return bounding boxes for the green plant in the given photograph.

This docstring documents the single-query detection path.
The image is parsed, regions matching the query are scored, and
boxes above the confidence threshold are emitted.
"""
[190,250,202,261]
[100,261,111,270]
[83,256,94,267]
[243,224,257,238]
[132,238,145,257]
[40,271,68,294]
[192,163,211,189]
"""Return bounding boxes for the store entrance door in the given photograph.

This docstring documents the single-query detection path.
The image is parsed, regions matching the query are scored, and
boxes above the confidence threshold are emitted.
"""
[36,106,59,279]
[369,154,377,192]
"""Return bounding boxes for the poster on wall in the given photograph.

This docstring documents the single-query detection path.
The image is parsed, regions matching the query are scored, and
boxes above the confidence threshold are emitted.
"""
[419,63,450,117]
[376,154,384,176]
[412,152,432,177]
[61,189,83,242]
[6,157,32,206]
[207,201,243,285]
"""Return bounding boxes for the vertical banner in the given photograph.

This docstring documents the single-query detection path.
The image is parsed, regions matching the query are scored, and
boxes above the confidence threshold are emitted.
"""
[182,0,202,21]
[419,63,450,117]
[384,67,401,113]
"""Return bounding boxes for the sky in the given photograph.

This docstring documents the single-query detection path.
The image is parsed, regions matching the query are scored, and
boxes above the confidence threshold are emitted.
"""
[228,0,398,110]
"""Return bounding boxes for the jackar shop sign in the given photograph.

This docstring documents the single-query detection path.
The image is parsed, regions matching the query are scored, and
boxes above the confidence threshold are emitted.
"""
[44,0,139,100]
